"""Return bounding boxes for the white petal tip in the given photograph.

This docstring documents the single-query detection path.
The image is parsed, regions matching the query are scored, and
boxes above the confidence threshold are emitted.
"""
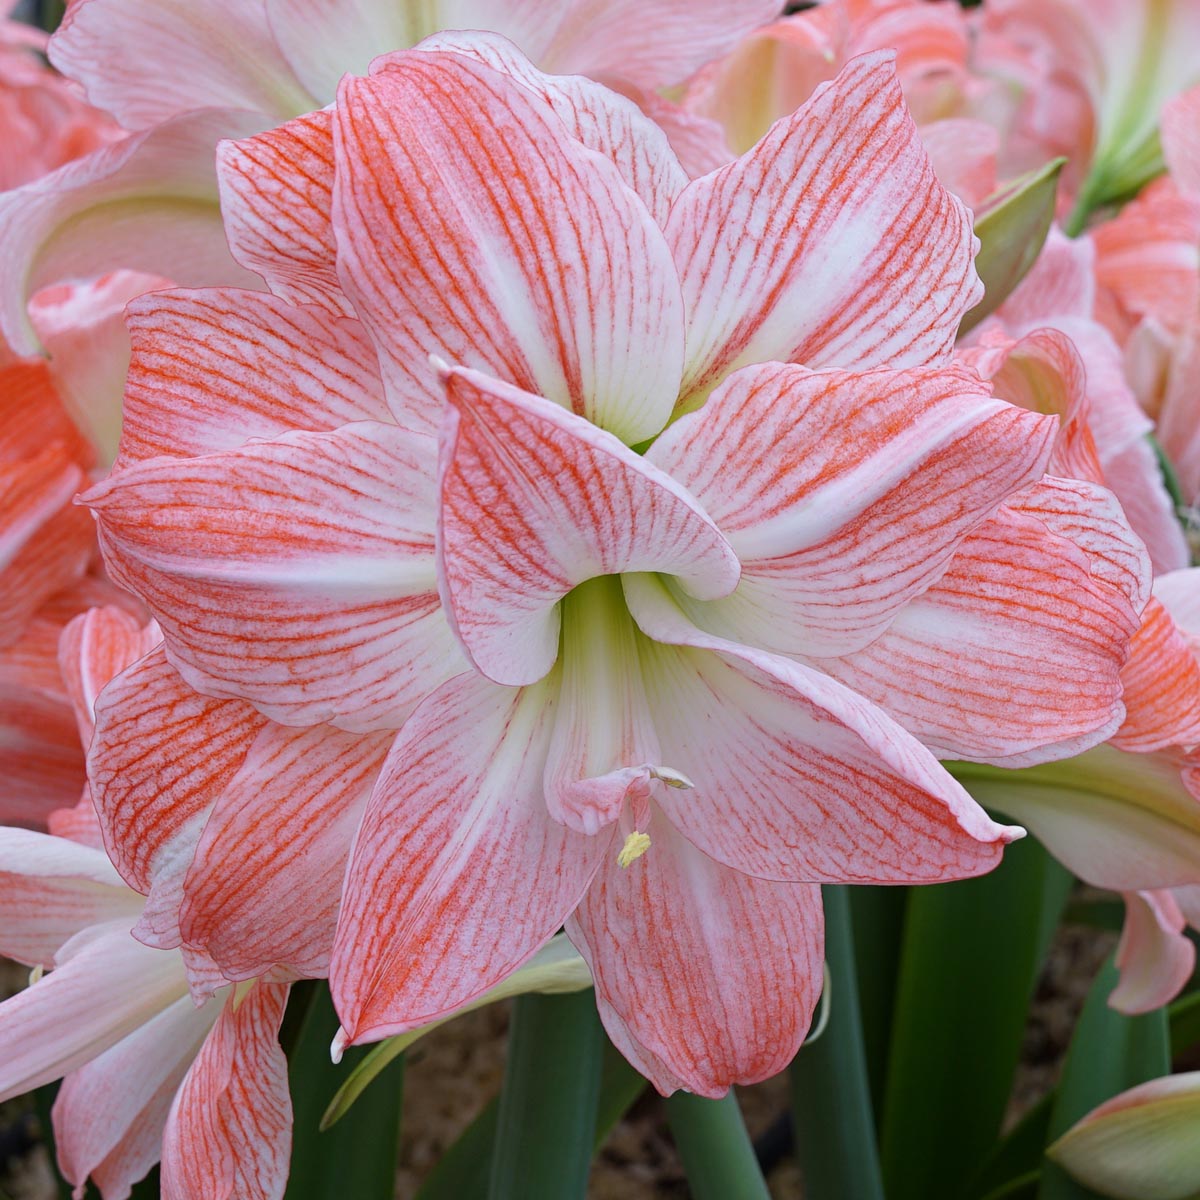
[428,353,451,381]
[330,1027,348,1064]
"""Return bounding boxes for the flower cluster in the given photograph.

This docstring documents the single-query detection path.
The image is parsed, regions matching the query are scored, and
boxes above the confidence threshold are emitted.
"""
[0,1,1197,1197]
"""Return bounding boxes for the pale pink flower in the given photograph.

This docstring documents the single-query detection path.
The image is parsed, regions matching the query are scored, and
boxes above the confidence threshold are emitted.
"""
[83,43,1147,1095]
[0,604,292,1200]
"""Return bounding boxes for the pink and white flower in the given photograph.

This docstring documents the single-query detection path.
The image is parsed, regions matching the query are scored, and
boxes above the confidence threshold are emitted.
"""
[83,42,1148,1095]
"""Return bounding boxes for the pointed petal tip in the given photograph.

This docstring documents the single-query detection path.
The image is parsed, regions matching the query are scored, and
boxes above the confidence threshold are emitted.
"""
[428,353,451,382]
[330,1026,348,1064]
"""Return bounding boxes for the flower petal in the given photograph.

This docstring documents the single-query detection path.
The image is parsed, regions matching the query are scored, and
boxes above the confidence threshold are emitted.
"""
[118,287,388,467]
[1111,890,1195,1015]
[0,108,268,358]
[668,51,980,400]
[54,992,218,1200]
[331,54,685,443]
[88,646,266,944]
[216,111,350,316]
[0,920,189,1102]
[437,365,740,686]
[385,31,688,226]
[161,982,292,1200]
[57,605,159,748]
[0,828,142,967]
[647,361,1055,658]
[567,825,822,1098]
[50,0,311,129]
[1163,85,1200,197]
[88,422,461,732]
[1111,598,1200,753]
[625,573,1020,883]
[820,495,1140,766]
[332,672,607,1047]
[960,745,1200,892]
[180,724,390,981]
[1049,1069,1200,1200]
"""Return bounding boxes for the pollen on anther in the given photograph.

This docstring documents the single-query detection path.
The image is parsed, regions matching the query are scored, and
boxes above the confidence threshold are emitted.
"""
[617,830,652,868]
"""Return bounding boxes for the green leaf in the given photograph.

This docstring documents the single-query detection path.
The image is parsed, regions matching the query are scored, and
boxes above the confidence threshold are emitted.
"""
[849,884,909,1124]
[959,158,1066,334]
[1038,956,1170,1200]
[417,1037,646,1200]
[665,1091,771,1200]
[980,1171,1043,1200]
[881,838,1073,1200]
[1170,988,1200,1057]
[285,983,404,1200]
[968,1091,1055,1200]
[322,933,590,1130]
[791,884,886,1200]
[486,990,605,1200]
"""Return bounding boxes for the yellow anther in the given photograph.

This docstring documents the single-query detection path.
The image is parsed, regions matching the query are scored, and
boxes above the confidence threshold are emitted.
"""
[617,830,652,868]
[28,964,43,986]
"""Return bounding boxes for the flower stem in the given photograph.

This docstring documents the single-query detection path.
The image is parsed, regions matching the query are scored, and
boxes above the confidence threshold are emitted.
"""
[487,991,604,1200]
[790,884,886,1200]
[664,1091,771,1200]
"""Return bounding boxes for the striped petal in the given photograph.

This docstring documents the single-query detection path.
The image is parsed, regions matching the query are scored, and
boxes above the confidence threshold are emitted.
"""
[54,992,218,1200]
[50,0,312,129]
[216,112,349,316]
[383,31,688,226]
[567,827,823,1098]
[0,829,142,968]
[332,672,606,1048]
[88,422,461,732]
[0,108,268,358]
[437,366,739,686]
[28,270,170,469]
[57,606,160,747]
[0,449,93,646]
[647,361,1055,658]
[161,982,292,1200]
[331,54,685,443]
[180,725,390,981]
[118,288,388,467]
[668,51,980,402]
[88,647,267,946]
[0,920,190,1102]
[819,497,1140,766]
[1111,598,1200,753]
[625,573,1020,883]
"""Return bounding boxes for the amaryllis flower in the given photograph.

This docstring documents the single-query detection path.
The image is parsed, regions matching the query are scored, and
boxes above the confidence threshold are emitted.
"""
[85,42,1145,1095]
[0,604,292,1200]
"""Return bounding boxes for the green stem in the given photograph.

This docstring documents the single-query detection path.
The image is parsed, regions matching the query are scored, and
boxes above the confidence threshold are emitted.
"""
[791,884,886,1200]
[664,1092,770,1200]
[486,991,604,1200]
